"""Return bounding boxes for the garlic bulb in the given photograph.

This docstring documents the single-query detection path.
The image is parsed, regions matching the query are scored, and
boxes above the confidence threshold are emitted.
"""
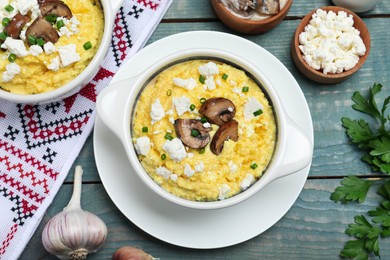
[42,166,107,260]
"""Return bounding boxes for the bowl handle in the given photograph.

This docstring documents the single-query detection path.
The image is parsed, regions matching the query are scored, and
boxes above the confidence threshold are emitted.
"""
[275,117,313,179]
[96,79,132,139]
[110,0,124,15]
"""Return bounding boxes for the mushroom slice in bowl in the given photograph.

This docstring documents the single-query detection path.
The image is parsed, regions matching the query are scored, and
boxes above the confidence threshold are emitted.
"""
[174,118,212,149]
[39,0,73,19]
[25,17,59,45]
[210,119,239,155]
[4,12,31,39]
[199,97,236,126]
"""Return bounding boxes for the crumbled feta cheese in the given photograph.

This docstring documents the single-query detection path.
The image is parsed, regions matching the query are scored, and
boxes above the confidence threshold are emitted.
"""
[218,184,231,200]
[232,87,244,96]
[298,9,366,74]
[198,62,219,77]
[173,96,190,116]
[184,163,195,177]
[203,122,211,128]
[29,45,43,56]
[134,136,151,156]
[195,161,204,173]
[47,56,60,71]
[169,116,175,124]
[162,138,187,162]
[58,44,80,67]
[43,42,56,54]
[166,109,174,115]
[59,26,72,38]
[215,79,222,86]
[240,173,255,190]
[156,166,172,179]
[20,30,26,40]
[1,38,29,57]
[153,130,162,135]
[204,76,216,90]
[228,161,238,173]
[187,152,194,159]
[229,80,237,87]
[16,0,39,15]
[2,63,21,82]
[173,77,197,90]
[150,99,165,125]
[170,174,178,182]
[244,97,264,120]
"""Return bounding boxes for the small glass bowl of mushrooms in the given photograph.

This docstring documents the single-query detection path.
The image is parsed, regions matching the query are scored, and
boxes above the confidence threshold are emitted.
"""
[211,0,293,34]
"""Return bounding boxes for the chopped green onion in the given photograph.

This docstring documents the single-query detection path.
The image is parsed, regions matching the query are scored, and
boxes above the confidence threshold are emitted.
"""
[242,86,249,92]
[200,97,206,104]
[199,75,205,84]
[161,153,167,160]
[28,35,36,45]
[0,32,7,41]
[166,89,172,96]
[253,109,263,117]
[45,14,58,23]
[222,73,228,80]
[2,18,10,27]
[190,104,196,111]
[191,129,200,137]
[36,38,45,46]
[142,126,148,133]
[4,5,14,12]
[200,117,208,123]
[164,133,174,141]
[83,41,92,50]
[8,53,16,63]
[250,163,258,170]
[56,19,65,29]
[199,147,206,154]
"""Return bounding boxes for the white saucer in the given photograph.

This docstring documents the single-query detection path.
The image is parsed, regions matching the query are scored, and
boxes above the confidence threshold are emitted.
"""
[93,31,313,249]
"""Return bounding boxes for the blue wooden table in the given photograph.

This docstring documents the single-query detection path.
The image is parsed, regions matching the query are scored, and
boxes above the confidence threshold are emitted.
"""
[21,0,390,259]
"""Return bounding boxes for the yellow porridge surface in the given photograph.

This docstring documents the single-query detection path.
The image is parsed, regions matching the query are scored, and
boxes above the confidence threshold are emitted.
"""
[132,60,276,201]
[0,0,104,94]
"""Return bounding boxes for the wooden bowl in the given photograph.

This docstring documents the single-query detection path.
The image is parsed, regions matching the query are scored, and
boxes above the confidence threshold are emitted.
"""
[211,0,293,34]
[291,6,371,84]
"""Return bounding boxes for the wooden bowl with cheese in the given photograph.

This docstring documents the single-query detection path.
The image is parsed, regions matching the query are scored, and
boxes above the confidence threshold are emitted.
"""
[291,6,370,84]
[211,0,293,34]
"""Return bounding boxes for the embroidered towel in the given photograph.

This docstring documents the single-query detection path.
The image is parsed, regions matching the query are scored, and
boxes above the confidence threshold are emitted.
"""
[0,0,172,259]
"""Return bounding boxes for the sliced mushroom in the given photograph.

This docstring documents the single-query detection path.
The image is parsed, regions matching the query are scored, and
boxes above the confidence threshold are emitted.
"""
[3,12,31,39]
[40,0,73,19]
[25,17,59,45]
[174,119,212,149]
[210,119,239,155]
[256,0,280,15]
[199,97,236,126]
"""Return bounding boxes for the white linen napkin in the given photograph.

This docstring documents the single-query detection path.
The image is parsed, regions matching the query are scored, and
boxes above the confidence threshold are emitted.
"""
[0,0,172,259]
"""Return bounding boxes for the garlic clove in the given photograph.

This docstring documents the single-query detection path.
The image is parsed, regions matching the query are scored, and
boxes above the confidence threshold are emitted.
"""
[112,246,157,260]
[42,166,107,260]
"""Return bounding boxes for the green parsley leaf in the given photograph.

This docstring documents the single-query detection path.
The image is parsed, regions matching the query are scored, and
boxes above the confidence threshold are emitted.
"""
[340,239,368,260]
[330,176,372,203]
[343,215,381,258]
[369,137,390,163]
[341,118,374,147]
[351,83,382,120]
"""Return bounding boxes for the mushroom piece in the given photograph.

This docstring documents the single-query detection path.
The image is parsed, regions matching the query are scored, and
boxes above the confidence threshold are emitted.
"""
[210,119,239,155]
[3,12,31,39]
[199,97,236,126]
[174,119,212,149]
[256,0,280,15]
[39,0,73,19]
[25,17,59,45]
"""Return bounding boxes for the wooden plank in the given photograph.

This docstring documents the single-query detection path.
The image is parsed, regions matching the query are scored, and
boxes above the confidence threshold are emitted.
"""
[21,179,390,259]
[163,0,390,20]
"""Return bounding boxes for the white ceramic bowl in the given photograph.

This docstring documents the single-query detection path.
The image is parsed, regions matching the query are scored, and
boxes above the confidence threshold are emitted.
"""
[331,0,382,13]
[96,47,313,210]
[0,0,123,104]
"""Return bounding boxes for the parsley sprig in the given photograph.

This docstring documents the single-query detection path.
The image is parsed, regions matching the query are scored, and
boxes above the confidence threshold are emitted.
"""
[330,83,390,259]
[341,83,390,173]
